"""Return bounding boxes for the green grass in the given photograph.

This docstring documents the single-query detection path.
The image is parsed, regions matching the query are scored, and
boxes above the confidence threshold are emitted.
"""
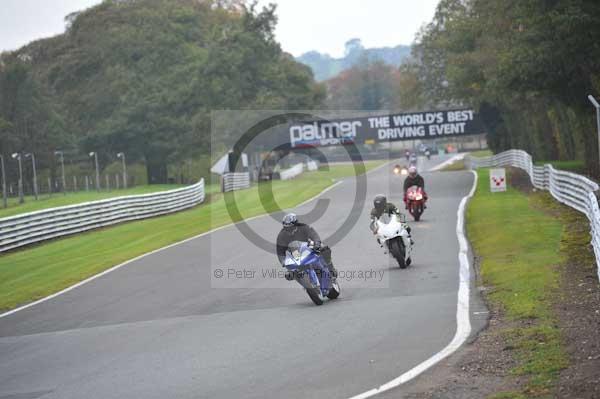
[467,169,568,397]
[470,149,493,158]
[0,161,383,312]
[441,159,466,171]
[441,150,493,171]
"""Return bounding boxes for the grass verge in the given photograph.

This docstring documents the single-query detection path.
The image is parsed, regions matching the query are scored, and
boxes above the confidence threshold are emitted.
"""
[441,159,466,171]
[470,149,493,158]
[441,150,493,172]
[468,169,569,397]
[0,161,383,312]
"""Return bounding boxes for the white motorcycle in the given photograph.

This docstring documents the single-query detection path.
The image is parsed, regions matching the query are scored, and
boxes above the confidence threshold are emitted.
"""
[372,213,413,268]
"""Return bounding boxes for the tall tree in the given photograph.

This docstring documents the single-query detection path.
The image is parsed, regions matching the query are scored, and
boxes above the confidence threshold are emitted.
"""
[410,0,600,172]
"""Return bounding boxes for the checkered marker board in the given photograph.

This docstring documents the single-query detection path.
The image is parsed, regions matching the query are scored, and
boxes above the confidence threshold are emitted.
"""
[490,168,507,192]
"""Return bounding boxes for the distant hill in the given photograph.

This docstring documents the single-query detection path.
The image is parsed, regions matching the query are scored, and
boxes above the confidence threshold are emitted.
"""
[296,38,411,81]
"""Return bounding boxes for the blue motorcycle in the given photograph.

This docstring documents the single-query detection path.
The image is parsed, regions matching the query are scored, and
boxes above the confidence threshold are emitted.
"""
[284,240,341,305]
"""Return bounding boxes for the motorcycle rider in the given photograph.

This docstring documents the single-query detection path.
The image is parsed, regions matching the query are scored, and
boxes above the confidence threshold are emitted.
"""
[370,194,400,233]
[403,166,427,208]
[276,213,337,280]
[369,194,412,242]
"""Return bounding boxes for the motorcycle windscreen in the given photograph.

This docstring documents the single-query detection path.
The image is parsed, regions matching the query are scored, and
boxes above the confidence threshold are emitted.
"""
[286,241,313,265]
[378,213,392,224]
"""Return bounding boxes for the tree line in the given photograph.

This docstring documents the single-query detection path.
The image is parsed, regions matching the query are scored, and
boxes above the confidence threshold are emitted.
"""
[323,0,600,176]
[0,0,325,185]
[405,0,600,173]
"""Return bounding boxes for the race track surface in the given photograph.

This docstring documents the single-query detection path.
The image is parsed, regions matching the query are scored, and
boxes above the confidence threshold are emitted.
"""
[0,155,481,399]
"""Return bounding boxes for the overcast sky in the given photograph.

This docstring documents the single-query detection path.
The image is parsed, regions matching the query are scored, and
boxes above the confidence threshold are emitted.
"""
[0,0,440,57]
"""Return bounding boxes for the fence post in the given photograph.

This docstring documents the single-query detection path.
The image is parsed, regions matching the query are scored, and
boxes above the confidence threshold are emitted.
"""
[85,176,89,192]
[105,174,110,191]
[115,174,120,190]
[48,177,52,198]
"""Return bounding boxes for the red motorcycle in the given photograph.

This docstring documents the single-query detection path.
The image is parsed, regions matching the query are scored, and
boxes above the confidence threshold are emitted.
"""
[405,186,427,221]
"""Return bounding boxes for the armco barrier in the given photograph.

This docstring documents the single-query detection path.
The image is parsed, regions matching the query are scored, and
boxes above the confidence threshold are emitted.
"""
[280,164,304,180]
[0,179,205,253]
[468,150,600,281]
[222,172,250,192]
[307,160,319,171]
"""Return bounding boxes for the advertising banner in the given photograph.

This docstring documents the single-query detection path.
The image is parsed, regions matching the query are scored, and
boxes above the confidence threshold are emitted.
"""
[287,109,484,148]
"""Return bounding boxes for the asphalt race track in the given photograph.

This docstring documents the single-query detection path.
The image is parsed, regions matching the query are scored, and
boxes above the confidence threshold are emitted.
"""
[0,155,486,399]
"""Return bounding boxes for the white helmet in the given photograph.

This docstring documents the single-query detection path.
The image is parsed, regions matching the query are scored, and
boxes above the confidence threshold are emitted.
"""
[408,166,417,177]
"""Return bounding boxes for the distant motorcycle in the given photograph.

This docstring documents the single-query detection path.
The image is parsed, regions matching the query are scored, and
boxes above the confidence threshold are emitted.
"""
[425,150,431,160]
[393,164,408,176]
[409,153,418,166]
[405,185,426,222]
[283,240,340,305]
[373,213,413,268]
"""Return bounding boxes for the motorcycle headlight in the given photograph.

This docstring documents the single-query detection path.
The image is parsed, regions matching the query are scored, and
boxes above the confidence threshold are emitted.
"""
[415,194,423,200]
[292,250,301,260]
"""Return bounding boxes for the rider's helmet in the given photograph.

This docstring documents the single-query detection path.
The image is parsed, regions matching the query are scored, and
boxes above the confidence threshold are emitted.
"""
[282,213,298,230]
[373,194,387,212]
[408,166,417,178]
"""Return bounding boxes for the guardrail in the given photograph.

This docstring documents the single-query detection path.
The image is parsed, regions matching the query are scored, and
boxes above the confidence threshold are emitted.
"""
[0,180,206,253]
[307,160,319,171]
[468,150,600,281]
[280,164,304,180]
[222,172,251,192]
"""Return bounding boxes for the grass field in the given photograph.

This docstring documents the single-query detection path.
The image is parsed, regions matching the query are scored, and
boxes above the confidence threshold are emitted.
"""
[0,161,383,312]
[468,169,568,397]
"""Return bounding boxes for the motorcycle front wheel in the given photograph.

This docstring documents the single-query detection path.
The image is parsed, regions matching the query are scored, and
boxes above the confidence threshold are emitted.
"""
[410,203,423,222]
[306,287,325,305]
[327,281,341,299]
[388,238,407,269]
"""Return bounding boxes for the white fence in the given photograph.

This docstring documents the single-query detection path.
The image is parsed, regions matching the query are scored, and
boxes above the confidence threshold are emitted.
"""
[280,163,304,180]
[222,172,251,192]
[307,160,319,171]
[468,150,600,281]
[0,180,206,253]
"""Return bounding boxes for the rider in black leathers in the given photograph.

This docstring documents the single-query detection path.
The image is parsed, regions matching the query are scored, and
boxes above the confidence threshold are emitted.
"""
[369,194,412,242]
[403,166,427,208]
[370,194,399,219]
[403,166,425,192]
[276,213,337,279]
[370,194,401,233]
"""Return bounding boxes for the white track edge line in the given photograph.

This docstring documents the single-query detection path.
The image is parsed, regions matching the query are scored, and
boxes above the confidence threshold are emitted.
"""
[346,169,478,399]
[0,162,388,319]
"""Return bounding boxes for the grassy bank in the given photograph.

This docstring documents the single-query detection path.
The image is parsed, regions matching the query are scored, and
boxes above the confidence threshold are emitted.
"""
[468,169,568,397]
[0,161,382,312]
[469,149,493,158]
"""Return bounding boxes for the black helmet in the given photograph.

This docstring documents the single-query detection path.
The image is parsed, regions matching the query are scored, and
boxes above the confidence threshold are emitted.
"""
[282,213,298,228]
[373,194,387,211]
